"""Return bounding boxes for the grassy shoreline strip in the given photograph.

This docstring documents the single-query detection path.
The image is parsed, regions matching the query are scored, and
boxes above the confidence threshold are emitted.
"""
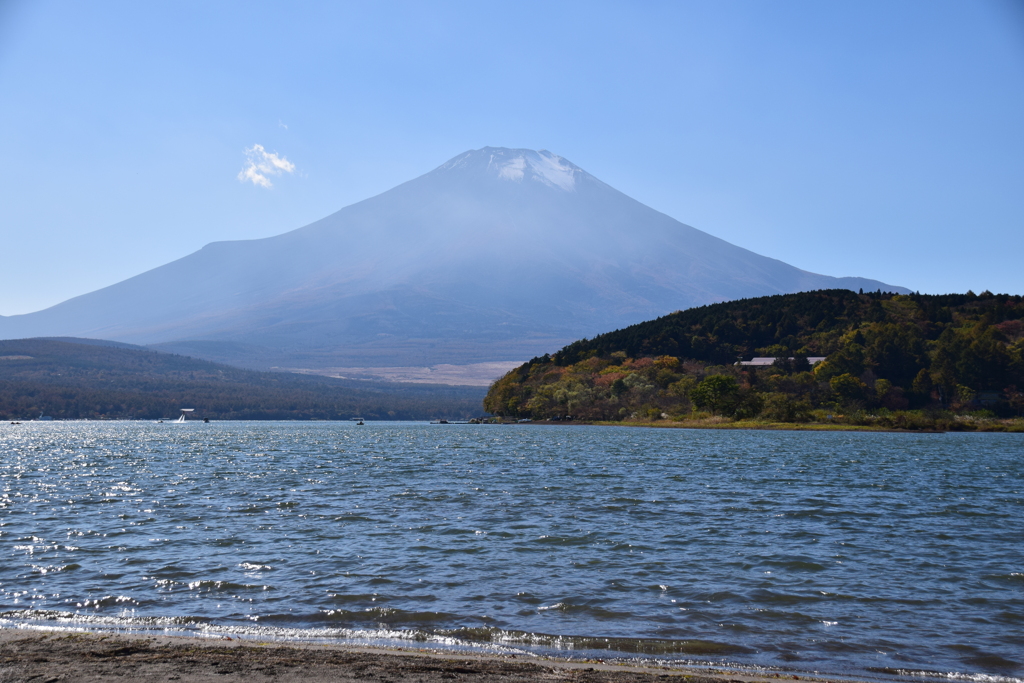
[505,418,1024,433]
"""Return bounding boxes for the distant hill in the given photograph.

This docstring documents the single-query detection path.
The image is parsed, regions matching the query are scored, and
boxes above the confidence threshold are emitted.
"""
[0,339,484,421]
[0,147,906,371]
[484,290,1024,425]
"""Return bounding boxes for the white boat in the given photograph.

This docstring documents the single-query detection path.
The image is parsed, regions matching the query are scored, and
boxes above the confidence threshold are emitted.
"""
[175,409,195,423]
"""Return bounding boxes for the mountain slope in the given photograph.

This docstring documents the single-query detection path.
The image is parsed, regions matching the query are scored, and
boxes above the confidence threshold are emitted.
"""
[0,148,907,368]
[0,338,484,420]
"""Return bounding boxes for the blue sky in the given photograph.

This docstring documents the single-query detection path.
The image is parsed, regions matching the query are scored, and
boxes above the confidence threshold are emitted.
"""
[1,0,1022,316]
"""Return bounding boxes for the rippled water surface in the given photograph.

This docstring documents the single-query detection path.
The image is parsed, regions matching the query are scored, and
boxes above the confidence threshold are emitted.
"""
[1,422,1021,680]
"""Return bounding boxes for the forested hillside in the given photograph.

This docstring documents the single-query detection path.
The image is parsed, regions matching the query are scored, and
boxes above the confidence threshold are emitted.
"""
[484,290,1024,430]
[0,339,483,420]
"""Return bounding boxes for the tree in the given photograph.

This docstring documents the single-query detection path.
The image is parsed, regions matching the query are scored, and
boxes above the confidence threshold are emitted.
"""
[830,373,866,403]
[864,323,926,387]
[910,368,935,406]
[691,375,739,414]
[760,393,811,422]
[814,344,865,382]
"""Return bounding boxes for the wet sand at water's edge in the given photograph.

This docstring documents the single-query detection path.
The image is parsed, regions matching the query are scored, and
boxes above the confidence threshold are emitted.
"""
[0,629,859,683]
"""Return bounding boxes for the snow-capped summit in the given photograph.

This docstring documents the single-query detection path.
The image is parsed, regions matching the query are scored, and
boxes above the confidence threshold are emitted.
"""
[490,148,579,190]
[441,147,581,191]
[0,147,907,370]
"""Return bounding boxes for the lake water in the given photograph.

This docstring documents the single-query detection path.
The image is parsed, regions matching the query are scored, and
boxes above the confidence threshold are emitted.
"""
[1,421,1021,681]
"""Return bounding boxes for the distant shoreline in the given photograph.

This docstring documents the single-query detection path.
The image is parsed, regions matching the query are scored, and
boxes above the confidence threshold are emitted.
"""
[499,419,1024,434]
[0,628,867,683]
[6,418,1023,433]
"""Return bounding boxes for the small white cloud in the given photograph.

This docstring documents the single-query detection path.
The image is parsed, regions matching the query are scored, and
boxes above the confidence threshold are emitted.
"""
[238,144,295,188]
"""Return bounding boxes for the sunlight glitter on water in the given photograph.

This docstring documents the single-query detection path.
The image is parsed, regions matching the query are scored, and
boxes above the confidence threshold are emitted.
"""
[0,421,1021,682]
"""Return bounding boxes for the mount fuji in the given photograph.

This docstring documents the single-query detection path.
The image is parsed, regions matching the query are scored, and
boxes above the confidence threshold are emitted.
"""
[0,147,906,374]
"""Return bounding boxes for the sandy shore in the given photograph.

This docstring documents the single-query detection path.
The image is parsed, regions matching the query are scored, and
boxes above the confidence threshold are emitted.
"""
[0,629,847,683]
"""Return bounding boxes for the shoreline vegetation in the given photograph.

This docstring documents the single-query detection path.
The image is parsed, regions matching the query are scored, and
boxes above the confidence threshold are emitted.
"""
[493,415,1024,433]
[484,290,1024,431]
[0,629,867,683]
